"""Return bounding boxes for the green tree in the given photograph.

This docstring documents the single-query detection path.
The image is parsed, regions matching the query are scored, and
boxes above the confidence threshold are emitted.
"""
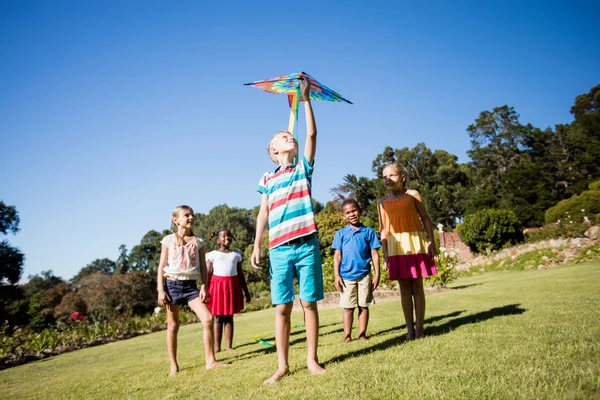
[71,258,116,283]
[0,202,26,327]
[22,270,65,298]
[116,244,129,274]
[192,204,254,253]
[128,230,168,273]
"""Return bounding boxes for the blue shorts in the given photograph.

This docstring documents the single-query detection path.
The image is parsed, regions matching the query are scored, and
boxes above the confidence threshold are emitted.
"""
[269,234,324,305]
[165,279,199,306]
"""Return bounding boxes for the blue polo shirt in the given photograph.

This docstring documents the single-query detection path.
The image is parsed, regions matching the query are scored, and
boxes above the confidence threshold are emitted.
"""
[332,224,381,281]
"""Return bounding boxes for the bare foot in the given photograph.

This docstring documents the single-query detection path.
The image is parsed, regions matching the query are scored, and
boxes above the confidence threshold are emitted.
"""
[205,361,227,370]
[307,359,326,375]
[263,367,289,385]
[169,365,179,376]
[226,347,234,351]
[406,332,415,341]
[214,348,221,353]
[343,335,352,343]
[415,328,424,339]
[358,335,369,342]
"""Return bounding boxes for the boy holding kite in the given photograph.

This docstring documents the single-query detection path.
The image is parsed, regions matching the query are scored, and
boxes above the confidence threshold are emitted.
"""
[251,74,326,385]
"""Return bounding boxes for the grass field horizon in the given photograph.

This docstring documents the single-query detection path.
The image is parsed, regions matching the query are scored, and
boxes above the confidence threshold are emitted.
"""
[2,261,599,399]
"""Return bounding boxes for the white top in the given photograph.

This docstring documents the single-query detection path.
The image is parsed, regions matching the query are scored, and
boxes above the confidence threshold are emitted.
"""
[161,234,205,280]
[206,250,242,277]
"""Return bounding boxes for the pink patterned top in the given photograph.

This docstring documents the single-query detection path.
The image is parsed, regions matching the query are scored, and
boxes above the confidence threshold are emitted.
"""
[160,234,205,280]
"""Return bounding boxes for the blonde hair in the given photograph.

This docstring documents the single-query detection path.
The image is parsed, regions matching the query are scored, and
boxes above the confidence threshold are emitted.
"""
[382,163,405,176]
[267,130,296,164]
[171,205,198,246]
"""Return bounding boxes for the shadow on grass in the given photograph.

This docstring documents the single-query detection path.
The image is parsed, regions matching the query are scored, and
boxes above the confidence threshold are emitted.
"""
[449,283,482,290]
[370,310,466,338]
[323,304,526,366]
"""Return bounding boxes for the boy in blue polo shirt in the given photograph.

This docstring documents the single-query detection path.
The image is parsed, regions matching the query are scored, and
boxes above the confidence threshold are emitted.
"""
[333,199,381,343]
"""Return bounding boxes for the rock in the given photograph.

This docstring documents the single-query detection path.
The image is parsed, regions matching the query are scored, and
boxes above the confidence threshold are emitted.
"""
[541,256,549,262]
[584,226,600,240]
[537,265,545,270]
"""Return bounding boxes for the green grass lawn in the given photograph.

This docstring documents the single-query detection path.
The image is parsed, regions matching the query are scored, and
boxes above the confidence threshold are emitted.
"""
[2,262,599,399]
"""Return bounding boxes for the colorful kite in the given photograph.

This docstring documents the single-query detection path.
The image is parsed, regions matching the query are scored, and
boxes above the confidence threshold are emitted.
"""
[244,72,352,136]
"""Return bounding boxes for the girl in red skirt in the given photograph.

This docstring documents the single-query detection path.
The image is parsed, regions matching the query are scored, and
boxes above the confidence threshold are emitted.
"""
[206,229,251,352]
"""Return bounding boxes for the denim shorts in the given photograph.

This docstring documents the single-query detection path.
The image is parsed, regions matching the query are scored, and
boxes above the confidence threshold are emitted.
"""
[269,235,324,305]
[165,279,199,306]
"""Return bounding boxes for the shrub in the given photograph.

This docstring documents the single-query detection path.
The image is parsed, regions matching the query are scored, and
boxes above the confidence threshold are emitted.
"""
[427,247,458,288]
[458,209,524,253]
[545,190,600,224]
[589,179,600,191]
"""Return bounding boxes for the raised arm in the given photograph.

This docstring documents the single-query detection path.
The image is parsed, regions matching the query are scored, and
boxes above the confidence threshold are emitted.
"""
[251,193,269,269]
[300,75,317,163]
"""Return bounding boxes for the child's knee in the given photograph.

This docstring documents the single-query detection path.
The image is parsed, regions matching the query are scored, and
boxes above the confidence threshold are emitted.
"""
[301,300,318,312]
[167,320,180,333]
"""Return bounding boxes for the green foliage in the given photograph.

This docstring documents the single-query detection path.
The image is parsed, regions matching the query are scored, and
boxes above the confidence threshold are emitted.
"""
[321,254,335,293]
[315,212,346,257]
[71,258,116,284]
[462,248,560,275]
[0,201,20,235]
[128,230,168,273]
[525,217,600,242]
[589,179,600,191]
[458,209,524,253]
[426,248,458,288]
[545,190,600,224]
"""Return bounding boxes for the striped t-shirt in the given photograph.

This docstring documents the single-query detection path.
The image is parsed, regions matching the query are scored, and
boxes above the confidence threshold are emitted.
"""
[257,156,318,249]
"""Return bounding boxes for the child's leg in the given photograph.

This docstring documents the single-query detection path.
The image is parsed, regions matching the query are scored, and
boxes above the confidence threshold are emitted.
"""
[223,316,234,351]
[343,308,355,342]
[264,302,293,385]
[357,306,369,341]
[188,298,225,369]
[411,278,426,338]
[166,305,180,376]
[398,278,415,339]
[213,316,223,352]
[301,300,326,375]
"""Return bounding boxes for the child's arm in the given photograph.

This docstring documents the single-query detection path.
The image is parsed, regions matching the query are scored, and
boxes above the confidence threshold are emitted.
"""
[300,75,317,164]
[251,193,269,269]
[198,246,209,302]
[410,191,438,258]
[333,249,344,292]
[376,198,389,269]
[371,249,380,290]
[205,258,213,292]
[236,261,251,303]
[157,245,171,309]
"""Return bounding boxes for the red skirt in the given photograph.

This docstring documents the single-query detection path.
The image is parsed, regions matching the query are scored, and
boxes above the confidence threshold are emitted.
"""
[388,253,437,280]
[208,275,244,316]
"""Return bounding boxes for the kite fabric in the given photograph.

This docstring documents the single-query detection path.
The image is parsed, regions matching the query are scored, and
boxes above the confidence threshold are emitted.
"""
[244,72,352,134]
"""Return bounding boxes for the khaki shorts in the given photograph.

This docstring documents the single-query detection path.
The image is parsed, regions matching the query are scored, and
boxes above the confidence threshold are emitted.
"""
[339,274,374,308]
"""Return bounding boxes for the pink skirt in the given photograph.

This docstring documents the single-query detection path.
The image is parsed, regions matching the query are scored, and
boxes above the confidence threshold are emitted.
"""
[388,254,437,280]
[208,275,244,316]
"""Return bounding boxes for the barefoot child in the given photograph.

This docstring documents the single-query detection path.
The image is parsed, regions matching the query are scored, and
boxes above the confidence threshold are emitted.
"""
[332,199,381,343]
[156,205,225,375]
[206,228,251,352]
[251,74,326,384]
[377,165,437,340]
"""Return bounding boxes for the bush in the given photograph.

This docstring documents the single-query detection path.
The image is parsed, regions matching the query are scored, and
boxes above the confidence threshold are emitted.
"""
[427,248,458,288]
[545,190,600,224]
[589,179,600,191]
[458,209,524,253]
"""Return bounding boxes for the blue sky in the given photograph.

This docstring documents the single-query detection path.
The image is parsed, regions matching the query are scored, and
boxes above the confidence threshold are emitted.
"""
[1,1,599,281]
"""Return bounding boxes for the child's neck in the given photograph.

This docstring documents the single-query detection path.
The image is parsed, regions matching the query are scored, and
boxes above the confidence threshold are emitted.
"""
[388,187,407,198]
[177,227,192,237]
[218,245,230,252]
[348,222,362,230]
[278,153,296,168]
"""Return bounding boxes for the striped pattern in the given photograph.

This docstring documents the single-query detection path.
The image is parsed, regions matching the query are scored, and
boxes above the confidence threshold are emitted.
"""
[381,196,437,279]
[258,156,317,249]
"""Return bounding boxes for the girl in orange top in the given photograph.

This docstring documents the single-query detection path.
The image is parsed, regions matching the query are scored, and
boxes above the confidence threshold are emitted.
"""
[377,164,437,340]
